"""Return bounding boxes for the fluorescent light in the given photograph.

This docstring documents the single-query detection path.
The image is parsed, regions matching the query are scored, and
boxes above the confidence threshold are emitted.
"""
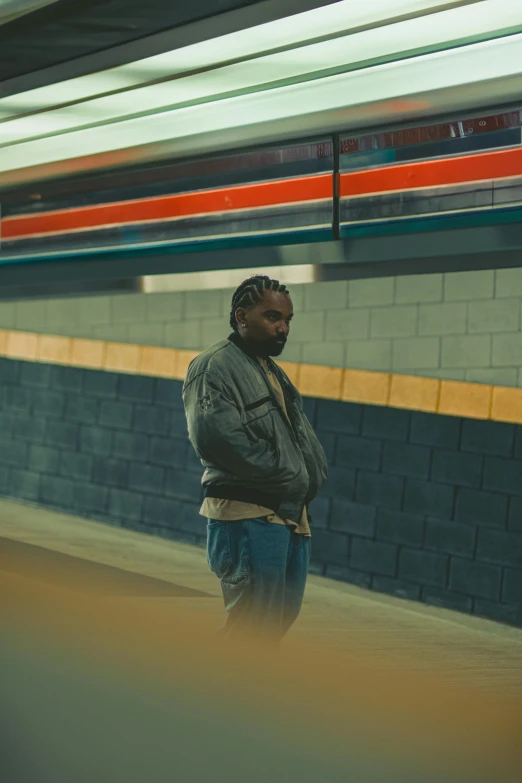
[142,264,317,293]
[0,0,480,116]
[1,33,521,181]
[0,0,517,147]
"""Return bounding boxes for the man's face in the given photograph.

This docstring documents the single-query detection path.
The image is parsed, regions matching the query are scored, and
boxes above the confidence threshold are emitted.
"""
[236,290,293,357]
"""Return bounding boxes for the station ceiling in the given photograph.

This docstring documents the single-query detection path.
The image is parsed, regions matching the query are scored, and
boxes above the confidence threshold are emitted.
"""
[0,0,267,80]
[0,0,337,88]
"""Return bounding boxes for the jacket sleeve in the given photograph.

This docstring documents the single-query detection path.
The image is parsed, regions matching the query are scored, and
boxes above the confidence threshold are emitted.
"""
[183,369,289,484]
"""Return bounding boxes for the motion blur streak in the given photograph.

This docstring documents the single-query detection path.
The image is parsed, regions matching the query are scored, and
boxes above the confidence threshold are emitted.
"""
[0,0,481,116]
[1,552,520,783]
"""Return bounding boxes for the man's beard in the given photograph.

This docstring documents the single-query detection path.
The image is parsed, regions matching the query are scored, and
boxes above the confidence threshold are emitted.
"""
[263,337,287,357]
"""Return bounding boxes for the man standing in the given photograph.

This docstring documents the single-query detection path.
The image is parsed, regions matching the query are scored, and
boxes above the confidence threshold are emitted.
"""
[182,275,328,643]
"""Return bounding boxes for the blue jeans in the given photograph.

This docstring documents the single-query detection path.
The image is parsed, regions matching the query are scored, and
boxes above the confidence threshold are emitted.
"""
[207,517,311,642]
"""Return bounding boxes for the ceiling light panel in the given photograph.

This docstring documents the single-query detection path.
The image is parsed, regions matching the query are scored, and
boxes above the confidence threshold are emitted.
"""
[0,0,480,117]
[0,0,517,148]
[1,33,521,182]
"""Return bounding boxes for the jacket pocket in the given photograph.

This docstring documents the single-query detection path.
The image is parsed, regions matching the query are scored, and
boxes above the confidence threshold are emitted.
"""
[244,395,272,413]
[242,398,276,442]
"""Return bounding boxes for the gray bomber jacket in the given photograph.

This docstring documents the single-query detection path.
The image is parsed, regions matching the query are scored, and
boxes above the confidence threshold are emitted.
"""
[182,332,328,524]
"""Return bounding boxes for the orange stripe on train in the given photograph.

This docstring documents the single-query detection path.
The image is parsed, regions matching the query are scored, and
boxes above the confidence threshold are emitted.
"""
[340,147,522,197]
[1,174,332,240]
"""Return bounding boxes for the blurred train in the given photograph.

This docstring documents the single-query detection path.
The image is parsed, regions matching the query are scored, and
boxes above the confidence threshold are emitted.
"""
[1,107,521,264]
[0,1,521,275]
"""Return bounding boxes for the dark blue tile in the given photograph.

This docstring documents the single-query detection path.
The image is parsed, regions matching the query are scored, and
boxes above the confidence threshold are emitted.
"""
[74,483,109,516]
[410,411,461,449]
[483,457,522,497]
[99,400,133,430]
[40,475,75,509]
[148,437,187,468]
[11,414,46,442]
[65,396,99,424]
[155,378,184,408]
[316,431,335,464]
[32,390,66,418]
[92,457,128,488]
[45,420,79,450]
[83,369,119,398]
[321,465,356,500]
[424,518,476,558]
[132,405,172,436]
[112,432,148,461]
[310,529,350,568]
[164,469,203,503]
[9,469,40,501]
[335,435,381,471]
[128,462,165,494]
[329,499,376,537]
[316,399,362,434]
[382,441,430,479]
[21,362,51,388]
[118,374,156,403]
[0,438,28,467]
[356,472,403,510]
[3,386,32,412]
[404,479,454,519]
[455,488,508,529]
[449,557,501,601]
[170,411,188,437]
[0,358,21,384]
[80,425,112,456]
[59,451,93,480]
[376,509,425,547]
[142,494,181,527]
[109,488,143,522]
[431,449,483,488]
[461,418,514,457]
[50,364,83,392]
[28,444,61,474]
[476,528,522,569]
[307,496,330,529]
[399,549,448,587]
[350,537,398,577]
[362,406,410,441]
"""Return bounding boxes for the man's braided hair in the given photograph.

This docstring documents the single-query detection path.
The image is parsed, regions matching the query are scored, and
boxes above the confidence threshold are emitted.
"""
[229,275,289,331]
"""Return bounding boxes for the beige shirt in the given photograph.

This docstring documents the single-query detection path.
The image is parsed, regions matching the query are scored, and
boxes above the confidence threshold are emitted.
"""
[200,356,311,537]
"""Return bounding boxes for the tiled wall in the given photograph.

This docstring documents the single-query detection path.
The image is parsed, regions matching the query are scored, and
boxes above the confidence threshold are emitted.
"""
[0,357,205,546]
[2,266,522,387]
[0,355,521,627]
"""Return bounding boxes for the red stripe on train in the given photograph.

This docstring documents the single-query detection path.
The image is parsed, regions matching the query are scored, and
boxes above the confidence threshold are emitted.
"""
[340,147,522,197]
[1,174,332,240]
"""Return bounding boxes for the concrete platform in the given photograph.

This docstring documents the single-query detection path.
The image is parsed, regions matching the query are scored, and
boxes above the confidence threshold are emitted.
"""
[1,497,521,698]
[3,497,522,783]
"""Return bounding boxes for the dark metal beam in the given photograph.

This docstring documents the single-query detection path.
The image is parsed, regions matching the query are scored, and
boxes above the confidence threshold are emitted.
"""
[0,223,521,300]
[0,0,340,96]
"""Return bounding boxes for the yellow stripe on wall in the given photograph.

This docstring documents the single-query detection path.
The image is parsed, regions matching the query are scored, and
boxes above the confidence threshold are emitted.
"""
[0,328,521,425]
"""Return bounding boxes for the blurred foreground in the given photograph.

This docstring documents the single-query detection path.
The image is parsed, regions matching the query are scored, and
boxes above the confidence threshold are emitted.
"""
[1,498,521,783]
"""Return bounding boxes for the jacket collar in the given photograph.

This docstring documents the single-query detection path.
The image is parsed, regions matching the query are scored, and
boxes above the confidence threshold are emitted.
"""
[227,331,260,361]
[228,331,294,399]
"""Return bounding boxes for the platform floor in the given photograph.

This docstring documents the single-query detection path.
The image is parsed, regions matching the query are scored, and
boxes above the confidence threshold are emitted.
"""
[1,497,521,699]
